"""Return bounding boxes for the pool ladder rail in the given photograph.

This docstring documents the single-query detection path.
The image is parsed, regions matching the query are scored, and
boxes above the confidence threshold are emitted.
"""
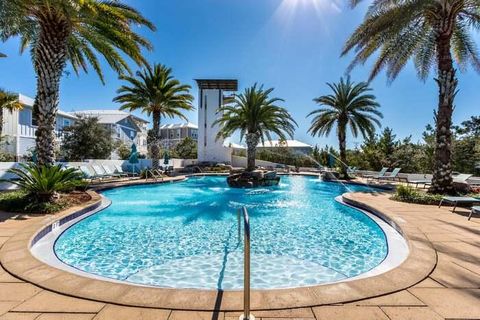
[237,207,254,320]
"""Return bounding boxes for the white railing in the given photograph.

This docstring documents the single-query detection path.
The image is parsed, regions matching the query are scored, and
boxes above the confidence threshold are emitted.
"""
[18,124,65,141]
[237,207,253,320]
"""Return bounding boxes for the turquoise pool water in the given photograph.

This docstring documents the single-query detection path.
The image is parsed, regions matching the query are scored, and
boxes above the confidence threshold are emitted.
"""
[54,176,388,289]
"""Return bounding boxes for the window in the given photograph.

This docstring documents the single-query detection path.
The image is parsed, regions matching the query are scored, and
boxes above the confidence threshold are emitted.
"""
[63,119,71,127]
[130,130,135,138]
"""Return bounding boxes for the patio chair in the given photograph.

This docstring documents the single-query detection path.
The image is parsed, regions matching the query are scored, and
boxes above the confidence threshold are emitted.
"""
[145,169,164,181]
[379,168,402,182]
[364,167,388,181]
[102,164,128,178]
[79,165,102,182]
[468,206,480,221]
[114,164,138,177]
[438,196,480,212]
[91,165,114,179]
[452,174,473,184]
[406,176,432,188]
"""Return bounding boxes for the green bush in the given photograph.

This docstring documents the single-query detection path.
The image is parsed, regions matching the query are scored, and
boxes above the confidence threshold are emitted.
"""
[0,191,68,214]
[392,185,443,205]
[3,163,85,202]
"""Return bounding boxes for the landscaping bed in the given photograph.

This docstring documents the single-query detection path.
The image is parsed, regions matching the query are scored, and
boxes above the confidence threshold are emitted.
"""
[0,190,92,214]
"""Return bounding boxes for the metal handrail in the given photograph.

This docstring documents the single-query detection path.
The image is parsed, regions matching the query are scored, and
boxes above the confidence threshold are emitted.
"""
[237,207,253,320]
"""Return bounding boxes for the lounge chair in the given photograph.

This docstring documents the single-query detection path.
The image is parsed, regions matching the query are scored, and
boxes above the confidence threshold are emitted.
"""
[145,169,164,181]
[364,167,388,182]
[379,168,402,182]
[468,206,480,221]
[114,164,138,177]
[102,164,128,178]
[79,165,102,181]
[453,174,473,184]
[439,196,480,212]
[91,165,114,179]
[406,176,432,188]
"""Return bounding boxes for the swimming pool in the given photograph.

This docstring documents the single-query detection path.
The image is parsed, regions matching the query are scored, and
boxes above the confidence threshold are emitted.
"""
[50,176,407,290]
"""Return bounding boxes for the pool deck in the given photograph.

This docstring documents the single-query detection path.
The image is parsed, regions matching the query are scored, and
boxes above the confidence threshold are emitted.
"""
[0,176,479,319]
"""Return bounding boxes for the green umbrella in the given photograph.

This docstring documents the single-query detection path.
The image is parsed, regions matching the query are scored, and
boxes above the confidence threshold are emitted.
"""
[163,151,170,166]
[128,144,139,174]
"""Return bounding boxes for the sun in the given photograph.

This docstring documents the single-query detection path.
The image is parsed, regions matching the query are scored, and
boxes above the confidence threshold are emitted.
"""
[278,0,342,15]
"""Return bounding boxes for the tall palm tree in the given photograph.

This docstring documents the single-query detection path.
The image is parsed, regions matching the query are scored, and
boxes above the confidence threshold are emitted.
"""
[113,64,194,169]
[307,78,382,177]
[214,84,297,171]
[0,0,155,165]
[342,0,480,193]
[0,89,23,136]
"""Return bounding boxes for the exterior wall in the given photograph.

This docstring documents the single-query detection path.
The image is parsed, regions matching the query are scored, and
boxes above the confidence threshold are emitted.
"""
[197,89,231,163]
[231,155,280,168]
[1,101,76,159]
[159,126,198,150]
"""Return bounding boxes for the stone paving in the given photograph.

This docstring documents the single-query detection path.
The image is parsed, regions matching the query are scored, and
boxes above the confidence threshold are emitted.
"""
[0,179,479,319]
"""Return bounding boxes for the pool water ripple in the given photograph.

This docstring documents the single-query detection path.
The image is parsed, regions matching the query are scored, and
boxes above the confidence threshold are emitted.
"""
[54,176,389,289]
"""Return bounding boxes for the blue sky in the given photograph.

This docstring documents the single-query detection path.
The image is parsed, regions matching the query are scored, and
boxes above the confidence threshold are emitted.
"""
[0,0,478,148]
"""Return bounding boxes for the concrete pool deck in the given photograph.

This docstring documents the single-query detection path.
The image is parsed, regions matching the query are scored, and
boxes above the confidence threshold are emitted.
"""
[0,177,479,319]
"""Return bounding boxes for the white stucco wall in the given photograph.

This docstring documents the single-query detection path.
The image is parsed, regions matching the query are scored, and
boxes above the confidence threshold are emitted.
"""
[197,89,232,163]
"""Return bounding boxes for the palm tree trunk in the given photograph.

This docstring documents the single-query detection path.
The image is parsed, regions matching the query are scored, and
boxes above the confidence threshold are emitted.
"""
[338,119,348,178]
[151,111,161,169]
[430,23,457,194]
[33,13,70,165]
[246,133,259,171]
[0,108,3,137]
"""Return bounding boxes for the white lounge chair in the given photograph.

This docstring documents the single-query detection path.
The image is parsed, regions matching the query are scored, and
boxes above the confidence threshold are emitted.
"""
[102,164,128,178]
[365,167,388,182]
[91,165,114,179]
[453,174,473,184]
[79,165,102,181]
[379,168,402,182]
[114,164,138,177]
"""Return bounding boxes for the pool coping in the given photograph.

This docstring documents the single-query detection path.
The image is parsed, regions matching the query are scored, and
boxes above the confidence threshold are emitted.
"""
[0,176,436,311]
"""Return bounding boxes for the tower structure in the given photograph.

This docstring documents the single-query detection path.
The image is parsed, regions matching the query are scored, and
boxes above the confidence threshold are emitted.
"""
[195,79,238,163]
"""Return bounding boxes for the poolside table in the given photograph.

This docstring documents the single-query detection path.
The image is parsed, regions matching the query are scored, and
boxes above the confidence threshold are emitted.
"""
[469,206,480,221]
[439,196,480,213]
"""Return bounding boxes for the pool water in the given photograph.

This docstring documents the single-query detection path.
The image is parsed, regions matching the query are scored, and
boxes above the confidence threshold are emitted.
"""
[54,176,388,289]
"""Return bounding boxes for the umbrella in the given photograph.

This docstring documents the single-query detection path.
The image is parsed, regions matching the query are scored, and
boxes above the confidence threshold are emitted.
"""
[128,144,139,174]
[163,151,170,170]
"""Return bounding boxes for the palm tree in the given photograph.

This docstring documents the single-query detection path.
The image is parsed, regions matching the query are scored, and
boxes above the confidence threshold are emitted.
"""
[307,78,382,177]
[342,0,480,193]
[214,84,297,171]
[113,64,194,169]
[0,0,155,165]
[0,89,23,135]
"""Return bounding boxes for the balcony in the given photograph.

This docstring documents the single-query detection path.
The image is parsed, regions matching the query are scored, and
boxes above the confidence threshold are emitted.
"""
[18,124,66,141]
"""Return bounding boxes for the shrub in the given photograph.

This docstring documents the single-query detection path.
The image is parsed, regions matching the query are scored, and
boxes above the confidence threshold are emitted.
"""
[392,185,443,205]
[3,163,85,202]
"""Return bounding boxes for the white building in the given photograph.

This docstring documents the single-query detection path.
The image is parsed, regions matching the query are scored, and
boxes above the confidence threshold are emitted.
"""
[1,94,77,159]
[196,79,238,163]
[71,110,149,156]
[159,122,198,149]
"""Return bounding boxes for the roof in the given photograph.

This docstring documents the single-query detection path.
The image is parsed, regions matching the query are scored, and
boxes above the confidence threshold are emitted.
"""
[195,79,238,91]
[18,94,77,120]
[160,122,198,130]
[71,110,149,125]
[257,140,313,148]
